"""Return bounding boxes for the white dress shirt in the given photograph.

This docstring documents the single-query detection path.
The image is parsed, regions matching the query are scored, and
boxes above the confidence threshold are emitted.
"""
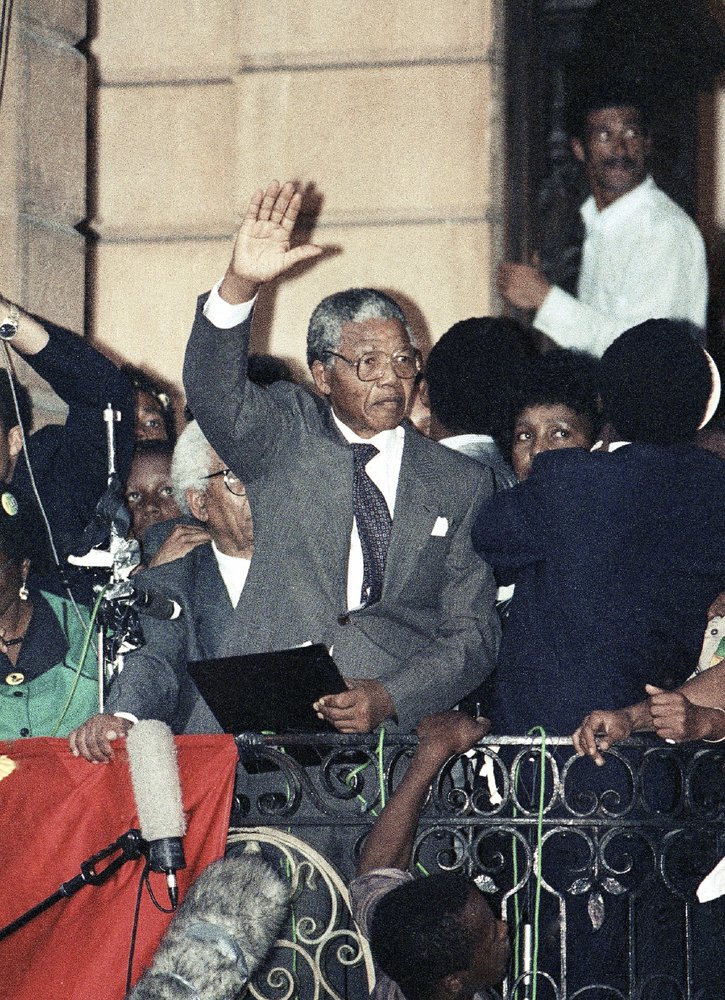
[534,176,708,357]
[212,542,251,607]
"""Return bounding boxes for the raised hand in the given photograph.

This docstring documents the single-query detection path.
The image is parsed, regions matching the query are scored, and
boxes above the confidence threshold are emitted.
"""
[497,261,551,312]
[220,180,324,303]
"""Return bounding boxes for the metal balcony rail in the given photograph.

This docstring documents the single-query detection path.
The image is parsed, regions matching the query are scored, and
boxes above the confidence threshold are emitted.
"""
[230,733,725,1000]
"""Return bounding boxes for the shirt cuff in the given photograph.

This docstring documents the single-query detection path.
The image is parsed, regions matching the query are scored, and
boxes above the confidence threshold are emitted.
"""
[202,279,256,329]
[113,712,138,725]
[533,284,574,335]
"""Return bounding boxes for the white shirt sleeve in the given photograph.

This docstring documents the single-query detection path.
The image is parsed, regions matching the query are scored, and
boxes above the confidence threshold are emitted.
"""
[534,212,708,357]
[202,279,257,329]
[113,711,138,725]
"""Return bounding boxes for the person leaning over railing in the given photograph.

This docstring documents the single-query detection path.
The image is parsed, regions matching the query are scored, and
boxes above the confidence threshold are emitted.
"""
[349,711,510,1000]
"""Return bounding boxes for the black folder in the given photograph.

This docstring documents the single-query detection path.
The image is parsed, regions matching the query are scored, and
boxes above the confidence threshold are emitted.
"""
[187,643,347,734]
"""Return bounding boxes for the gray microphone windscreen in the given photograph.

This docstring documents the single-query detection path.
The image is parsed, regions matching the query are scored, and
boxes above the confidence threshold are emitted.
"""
[127,853,291,1000]
[126,720,186,841]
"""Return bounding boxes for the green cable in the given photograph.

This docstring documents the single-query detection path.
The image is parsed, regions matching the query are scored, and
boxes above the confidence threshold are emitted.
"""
[50,585,106,737]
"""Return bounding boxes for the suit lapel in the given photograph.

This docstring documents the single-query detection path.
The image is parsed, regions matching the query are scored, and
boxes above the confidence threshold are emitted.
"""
[191,546,237,659]
[384,426,441,593]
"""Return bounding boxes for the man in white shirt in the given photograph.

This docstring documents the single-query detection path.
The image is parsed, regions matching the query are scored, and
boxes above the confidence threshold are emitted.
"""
[181,180,499,735]
[69,420,255,760]
[498,92,707,357]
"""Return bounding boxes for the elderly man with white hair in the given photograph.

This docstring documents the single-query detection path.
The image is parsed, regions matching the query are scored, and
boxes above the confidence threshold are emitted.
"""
[69,420,255,760]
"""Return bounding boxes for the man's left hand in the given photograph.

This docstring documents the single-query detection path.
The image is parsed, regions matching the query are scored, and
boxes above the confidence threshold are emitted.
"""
[497,262,551,311]
[314,678,395,733]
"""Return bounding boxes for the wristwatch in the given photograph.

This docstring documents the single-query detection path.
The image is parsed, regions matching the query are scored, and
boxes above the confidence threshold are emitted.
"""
[0,302,19,341]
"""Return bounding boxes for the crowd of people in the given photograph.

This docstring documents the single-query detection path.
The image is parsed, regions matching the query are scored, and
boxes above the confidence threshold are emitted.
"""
[1,82,724,997]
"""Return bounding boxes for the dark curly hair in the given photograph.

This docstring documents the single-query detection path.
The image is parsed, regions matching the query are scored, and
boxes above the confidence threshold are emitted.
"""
[369,874,473,1000]
[499,349,601,464]
[426,317,535,438]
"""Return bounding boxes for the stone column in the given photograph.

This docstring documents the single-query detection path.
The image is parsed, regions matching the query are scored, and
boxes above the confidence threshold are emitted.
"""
[0,0,87,418]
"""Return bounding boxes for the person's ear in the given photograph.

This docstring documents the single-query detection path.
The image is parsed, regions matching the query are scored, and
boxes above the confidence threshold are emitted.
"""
[7,425,22,462]
[571,137,586,163]
[311,359,332,396]
[187,488,209,523]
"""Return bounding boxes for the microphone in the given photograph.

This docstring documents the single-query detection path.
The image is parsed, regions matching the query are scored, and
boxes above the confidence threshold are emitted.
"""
[126,721,186,908]
[126,852,290,1000]
[134,586,182,621]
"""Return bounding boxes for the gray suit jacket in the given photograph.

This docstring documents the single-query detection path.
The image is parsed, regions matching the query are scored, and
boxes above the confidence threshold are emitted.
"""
[106,544,230,733]
[183,297,500,730]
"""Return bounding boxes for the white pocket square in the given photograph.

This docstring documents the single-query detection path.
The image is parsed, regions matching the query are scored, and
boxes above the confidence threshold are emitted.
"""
[431,516,449,537]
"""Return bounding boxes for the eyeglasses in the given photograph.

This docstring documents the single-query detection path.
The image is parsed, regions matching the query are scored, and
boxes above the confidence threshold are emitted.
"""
[587,124,645,147]
[325,349,421,382]
[202,468,247,496]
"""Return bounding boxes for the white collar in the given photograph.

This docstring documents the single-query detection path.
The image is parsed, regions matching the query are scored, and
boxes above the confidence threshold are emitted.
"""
[331,411,403,455]
[591,440,631,453]
[580,175,656,232]
[440,433,495,447]
[211,540,252,568]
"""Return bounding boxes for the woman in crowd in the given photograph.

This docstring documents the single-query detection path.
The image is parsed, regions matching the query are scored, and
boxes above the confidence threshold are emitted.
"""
[0,490,96,739]
[499,349,600,481]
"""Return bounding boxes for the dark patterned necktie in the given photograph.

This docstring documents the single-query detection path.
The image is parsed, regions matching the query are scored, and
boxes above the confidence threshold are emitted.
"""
[351,443,392,605]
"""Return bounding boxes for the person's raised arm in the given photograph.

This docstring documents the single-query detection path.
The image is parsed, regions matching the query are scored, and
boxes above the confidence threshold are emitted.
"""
[219,180,324,305]
[0,295,49,354]
[357,711,490,875]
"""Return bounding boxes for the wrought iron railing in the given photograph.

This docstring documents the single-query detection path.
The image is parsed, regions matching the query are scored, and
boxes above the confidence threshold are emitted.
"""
[231,733,725,1000]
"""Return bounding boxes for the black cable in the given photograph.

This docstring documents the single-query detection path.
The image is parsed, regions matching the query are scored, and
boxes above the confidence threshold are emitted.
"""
[125,858,179,993]
[126,862,149,996]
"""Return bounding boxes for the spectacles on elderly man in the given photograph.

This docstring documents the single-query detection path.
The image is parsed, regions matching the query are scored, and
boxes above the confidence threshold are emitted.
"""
[325,349,421,382]
[202,468,247,496]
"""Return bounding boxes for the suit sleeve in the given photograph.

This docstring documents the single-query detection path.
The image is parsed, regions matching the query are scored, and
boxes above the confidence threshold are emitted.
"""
[105,605,194,726]
[379,475,501,730]
[472,476,545,571]
[183,294,303,483]
[13,320,135,551]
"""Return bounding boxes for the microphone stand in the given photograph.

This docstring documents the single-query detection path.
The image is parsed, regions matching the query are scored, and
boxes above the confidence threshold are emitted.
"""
[0,829,144,942]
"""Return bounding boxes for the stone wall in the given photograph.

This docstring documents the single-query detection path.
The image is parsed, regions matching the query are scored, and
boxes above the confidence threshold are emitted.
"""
[88,1,506,394]
[0,0,86,419]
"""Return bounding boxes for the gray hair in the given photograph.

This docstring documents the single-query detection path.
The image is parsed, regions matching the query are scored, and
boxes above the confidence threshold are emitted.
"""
[306,288,417,368]
[170,420,214,514]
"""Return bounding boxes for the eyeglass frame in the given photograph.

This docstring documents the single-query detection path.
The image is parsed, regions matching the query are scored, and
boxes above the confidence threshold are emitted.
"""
[324,348,422,382]
[201,468,247,496]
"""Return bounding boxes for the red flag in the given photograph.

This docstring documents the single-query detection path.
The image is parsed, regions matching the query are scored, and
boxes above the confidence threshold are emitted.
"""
[0,734,238,999]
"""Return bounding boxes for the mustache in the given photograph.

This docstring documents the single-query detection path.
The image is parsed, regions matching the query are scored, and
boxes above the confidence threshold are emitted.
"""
[602,156,637,171]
